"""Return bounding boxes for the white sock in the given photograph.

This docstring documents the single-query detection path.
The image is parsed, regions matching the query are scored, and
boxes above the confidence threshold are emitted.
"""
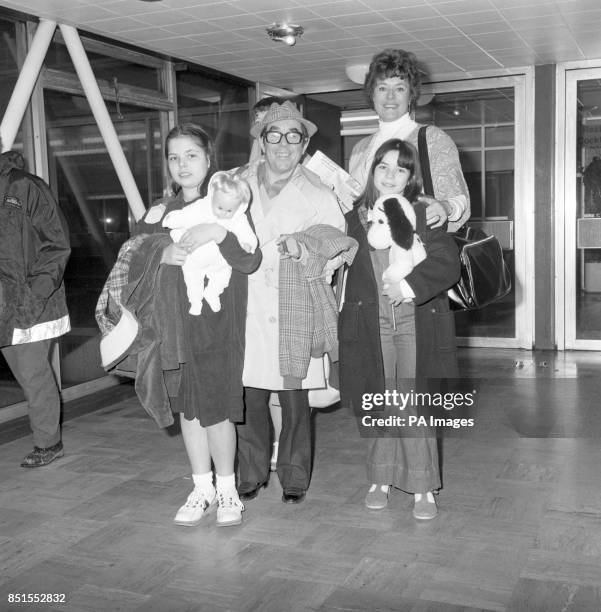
[368,484,389,493]
[192,471,214,494]
[415,492,435,503]
[216,473,236,492]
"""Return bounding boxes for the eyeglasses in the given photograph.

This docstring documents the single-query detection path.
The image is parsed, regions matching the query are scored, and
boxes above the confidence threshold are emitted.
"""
[264,130,304,145]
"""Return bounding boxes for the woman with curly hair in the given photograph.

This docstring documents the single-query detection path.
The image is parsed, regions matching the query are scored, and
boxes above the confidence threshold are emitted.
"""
[349,48,470,232]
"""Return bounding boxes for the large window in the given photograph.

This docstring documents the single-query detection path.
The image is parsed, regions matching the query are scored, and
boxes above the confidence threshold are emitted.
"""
[38,35,252,389]
[44,91,164,386]
[45,36,166,94]
[567,75,601,345]
[45,90,163,375]
[176,65,252,171]
[0,11,251,411]
[418,89,516,340]
[421,89,515,222]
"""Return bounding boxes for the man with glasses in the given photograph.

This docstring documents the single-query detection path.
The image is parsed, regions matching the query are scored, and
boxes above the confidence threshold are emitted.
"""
[237,100,345,504]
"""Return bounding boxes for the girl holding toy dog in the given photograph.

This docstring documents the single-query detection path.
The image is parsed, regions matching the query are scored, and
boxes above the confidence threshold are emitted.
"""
[339,138,460,520]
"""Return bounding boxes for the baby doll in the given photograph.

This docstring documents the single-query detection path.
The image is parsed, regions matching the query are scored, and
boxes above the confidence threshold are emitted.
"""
[367,193,426,286]
[163,171,257,314]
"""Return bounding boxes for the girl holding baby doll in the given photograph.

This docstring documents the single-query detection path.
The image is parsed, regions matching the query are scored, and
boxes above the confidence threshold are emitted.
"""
[339,138,460,520]
[135,123,261,527]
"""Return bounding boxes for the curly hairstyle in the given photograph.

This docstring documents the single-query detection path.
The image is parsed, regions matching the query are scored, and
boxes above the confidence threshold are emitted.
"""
[364,49,422,113]
[355,138,423,210]
[164,123,217,198]
[209,170,251,207]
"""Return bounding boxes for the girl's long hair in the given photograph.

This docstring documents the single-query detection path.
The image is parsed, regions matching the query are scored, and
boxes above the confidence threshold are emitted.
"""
[355,138,423,210]
[164,123,217,197]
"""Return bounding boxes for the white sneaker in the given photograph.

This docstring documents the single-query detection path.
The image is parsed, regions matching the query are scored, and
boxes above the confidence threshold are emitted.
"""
[216,487,245,527]
[173,488,216,526]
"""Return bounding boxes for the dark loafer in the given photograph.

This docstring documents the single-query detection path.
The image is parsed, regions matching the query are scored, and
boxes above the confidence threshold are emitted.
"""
[20,441,64,468]
[282,489,306,504]
[238,482,266,502]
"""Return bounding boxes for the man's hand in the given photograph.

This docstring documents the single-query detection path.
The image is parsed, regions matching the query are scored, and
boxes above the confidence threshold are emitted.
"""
[276,235,302,259]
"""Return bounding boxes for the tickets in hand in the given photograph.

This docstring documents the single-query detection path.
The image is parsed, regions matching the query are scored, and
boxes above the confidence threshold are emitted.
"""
[304,150,362,213]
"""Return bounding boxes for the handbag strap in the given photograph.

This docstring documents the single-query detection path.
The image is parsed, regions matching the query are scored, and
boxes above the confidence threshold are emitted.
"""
[418,125,434,197]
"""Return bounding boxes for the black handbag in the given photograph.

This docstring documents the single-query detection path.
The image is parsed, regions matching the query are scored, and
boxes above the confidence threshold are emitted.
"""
[417,126,511,311]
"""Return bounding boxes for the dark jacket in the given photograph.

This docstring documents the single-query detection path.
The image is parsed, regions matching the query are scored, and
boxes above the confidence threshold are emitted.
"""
[96,232,183,428]
[0,151,70,347]
[131,193,262,426]
[339,201,460,415]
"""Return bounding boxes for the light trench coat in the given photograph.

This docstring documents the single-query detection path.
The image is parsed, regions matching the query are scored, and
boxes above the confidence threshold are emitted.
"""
[242,162,345,390]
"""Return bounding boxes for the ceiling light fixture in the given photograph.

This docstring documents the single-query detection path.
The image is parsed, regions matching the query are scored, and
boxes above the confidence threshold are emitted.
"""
[266,23,303,47]
[418,92,435,106]
[345,63,369,85]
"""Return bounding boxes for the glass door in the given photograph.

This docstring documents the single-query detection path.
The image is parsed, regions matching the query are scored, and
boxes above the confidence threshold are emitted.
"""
[43,89,164,387]
[561,68,601,349]
[417,76,533,348]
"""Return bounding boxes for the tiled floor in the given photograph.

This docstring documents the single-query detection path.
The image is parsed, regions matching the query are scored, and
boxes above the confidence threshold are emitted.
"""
[1,348,600,611]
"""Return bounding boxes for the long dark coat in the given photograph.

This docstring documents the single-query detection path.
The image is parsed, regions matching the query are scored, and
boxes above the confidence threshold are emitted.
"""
[339,201,460,416]
[134,192,262,425]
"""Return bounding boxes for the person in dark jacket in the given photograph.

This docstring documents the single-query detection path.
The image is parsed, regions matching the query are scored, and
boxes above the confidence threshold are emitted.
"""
[339,138,460,520]
[135,124,261,528]
[0,146,70,467]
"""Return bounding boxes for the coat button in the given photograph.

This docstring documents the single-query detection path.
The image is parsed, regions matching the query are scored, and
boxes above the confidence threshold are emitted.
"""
[430,308,436,313]
[269,316,277,323]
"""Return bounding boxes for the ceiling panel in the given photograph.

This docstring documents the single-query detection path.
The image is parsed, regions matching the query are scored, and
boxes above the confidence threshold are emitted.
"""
[0,0,599,106]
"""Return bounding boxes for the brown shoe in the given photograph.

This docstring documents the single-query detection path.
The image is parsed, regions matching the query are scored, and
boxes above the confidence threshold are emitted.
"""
[20,442,64,468]
[238,480,268,502]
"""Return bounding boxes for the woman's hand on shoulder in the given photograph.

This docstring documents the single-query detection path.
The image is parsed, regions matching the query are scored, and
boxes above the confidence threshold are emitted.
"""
[179,223,227,251]
[418,195,451,228]
[161,243,188,266]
